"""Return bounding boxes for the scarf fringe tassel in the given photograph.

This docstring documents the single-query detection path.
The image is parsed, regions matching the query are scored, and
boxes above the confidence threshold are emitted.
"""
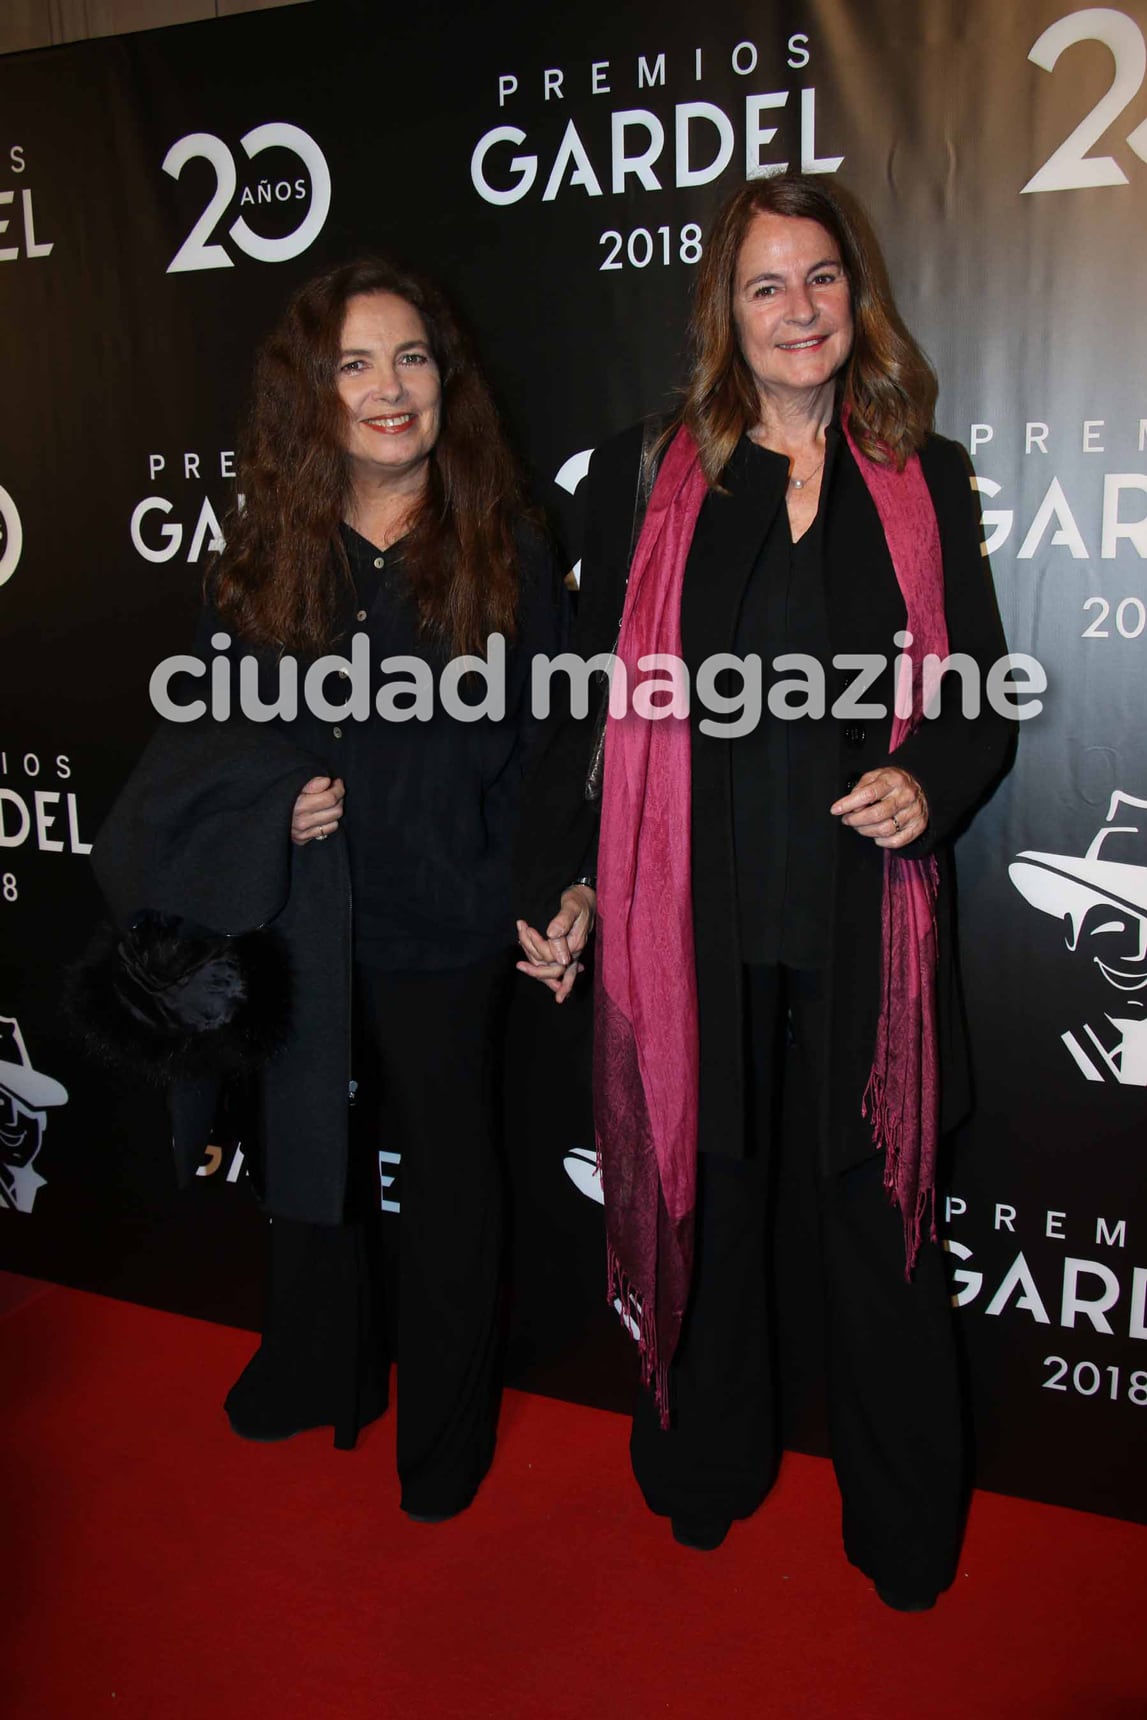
[863,1067,937,1279]
[606,1243,670,1428]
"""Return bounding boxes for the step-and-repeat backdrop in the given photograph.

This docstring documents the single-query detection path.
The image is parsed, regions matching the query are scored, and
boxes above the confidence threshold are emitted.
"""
[1,0,1144,1521]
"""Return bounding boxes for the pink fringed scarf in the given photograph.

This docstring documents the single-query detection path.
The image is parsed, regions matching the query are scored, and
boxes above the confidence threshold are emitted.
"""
[842,412,949,1272]
[594,425,707,1419]
[595,419,947,1423]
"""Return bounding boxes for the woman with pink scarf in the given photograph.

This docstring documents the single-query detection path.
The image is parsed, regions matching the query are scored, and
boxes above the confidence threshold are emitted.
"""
[516,175,1012,1610]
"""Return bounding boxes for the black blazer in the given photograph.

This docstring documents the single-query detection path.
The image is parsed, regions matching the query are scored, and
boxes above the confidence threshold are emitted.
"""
[517,422,1013,1169]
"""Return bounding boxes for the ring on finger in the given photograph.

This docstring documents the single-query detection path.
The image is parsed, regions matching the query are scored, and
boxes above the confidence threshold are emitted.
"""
[891,812,902,832]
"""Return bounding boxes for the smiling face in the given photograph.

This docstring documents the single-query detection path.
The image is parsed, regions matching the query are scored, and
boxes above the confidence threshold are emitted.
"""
[732,211,853,415]
[1073,901,1147,995]
[0,1086,44,1170]
[336,292,442,495]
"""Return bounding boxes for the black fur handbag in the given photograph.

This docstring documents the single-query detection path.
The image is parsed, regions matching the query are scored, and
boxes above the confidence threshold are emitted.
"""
[65,912,291,1085]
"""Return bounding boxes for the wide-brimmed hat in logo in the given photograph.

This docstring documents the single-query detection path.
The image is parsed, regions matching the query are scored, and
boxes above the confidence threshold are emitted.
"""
[1009,791,1147,933]
[0,1017,68,1110]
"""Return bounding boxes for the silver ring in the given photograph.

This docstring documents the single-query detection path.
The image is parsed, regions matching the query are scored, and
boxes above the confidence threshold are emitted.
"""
[891,813,901,832]
[314,830,327,841]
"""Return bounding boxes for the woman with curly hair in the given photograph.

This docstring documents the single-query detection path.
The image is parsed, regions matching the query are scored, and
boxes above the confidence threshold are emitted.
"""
[210,258,563,1519]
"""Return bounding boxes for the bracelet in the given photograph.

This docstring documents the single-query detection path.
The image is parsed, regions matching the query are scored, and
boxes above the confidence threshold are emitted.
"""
[570,873,597,892]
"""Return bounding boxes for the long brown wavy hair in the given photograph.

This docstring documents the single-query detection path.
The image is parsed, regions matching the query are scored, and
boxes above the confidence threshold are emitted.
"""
[679,175,937,483]
[212,259,526,655]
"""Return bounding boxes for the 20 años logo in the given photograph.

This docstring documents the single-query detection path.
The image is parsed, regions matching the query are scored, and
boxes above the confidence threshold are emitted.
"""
[1022,9,1147,193]
[0,485,22,589]
[162,122,331,274]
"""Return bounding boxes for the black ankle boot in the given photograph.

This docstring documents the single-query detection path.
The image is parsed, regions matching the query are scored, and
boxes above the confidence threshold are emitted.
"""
[671,1516,731,1552]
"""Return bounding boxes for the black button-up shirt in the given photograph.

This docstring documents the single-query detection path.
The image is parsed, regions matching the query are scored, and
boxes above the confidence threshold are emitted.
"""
[200,522,565,972]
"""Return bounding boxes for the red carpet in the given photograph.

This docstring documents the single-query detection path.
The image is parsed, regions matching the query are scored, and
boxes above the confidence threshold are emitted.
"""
[2,1280,1144,1720]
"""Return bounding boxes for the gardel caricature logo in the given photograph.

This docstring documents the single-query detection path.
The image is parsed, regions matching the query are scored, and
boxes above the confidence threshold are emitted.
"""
[1010,791,1147,1084]
[0,1017,68,1212]
[564,1145,602,1202]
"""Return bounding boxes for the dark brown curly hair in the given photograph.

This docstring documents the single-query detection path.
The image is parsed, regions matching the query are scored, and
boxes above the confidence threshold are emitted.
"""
[679,175,937,483]
[212,258,526,656]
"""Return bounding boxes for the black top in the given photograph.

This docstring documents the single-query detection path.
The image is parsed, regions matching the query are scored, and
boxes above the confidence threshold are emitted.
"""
[516,422,1013,1166]
[729,446,835,968]
[337,523,563,968]
[199,521,566,972]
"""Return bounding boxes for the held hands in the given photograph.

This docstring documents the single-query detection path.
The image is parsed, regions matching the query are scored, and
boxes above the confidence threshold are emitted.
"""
[516,885,597,1003]
[291,776,346,846]
[831,767,928,848]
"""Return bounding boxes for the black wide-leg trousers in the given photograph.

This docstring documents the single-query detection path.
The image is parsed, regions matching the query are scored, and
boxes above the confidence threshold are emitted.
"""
[630,965,967,1595]
[226,951,510,1517]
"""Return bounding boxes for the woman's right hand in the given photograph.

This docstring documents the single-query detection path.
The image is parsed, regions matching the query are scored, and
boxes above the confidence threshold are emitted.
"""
[516,885,597,1003]
[291,776,346,846]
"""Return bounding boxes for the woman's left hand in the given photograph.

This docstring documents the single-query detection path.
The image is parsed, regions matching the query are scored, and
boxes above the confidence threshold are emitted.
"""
[831,767,929,848]
[515,885,597,1002]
